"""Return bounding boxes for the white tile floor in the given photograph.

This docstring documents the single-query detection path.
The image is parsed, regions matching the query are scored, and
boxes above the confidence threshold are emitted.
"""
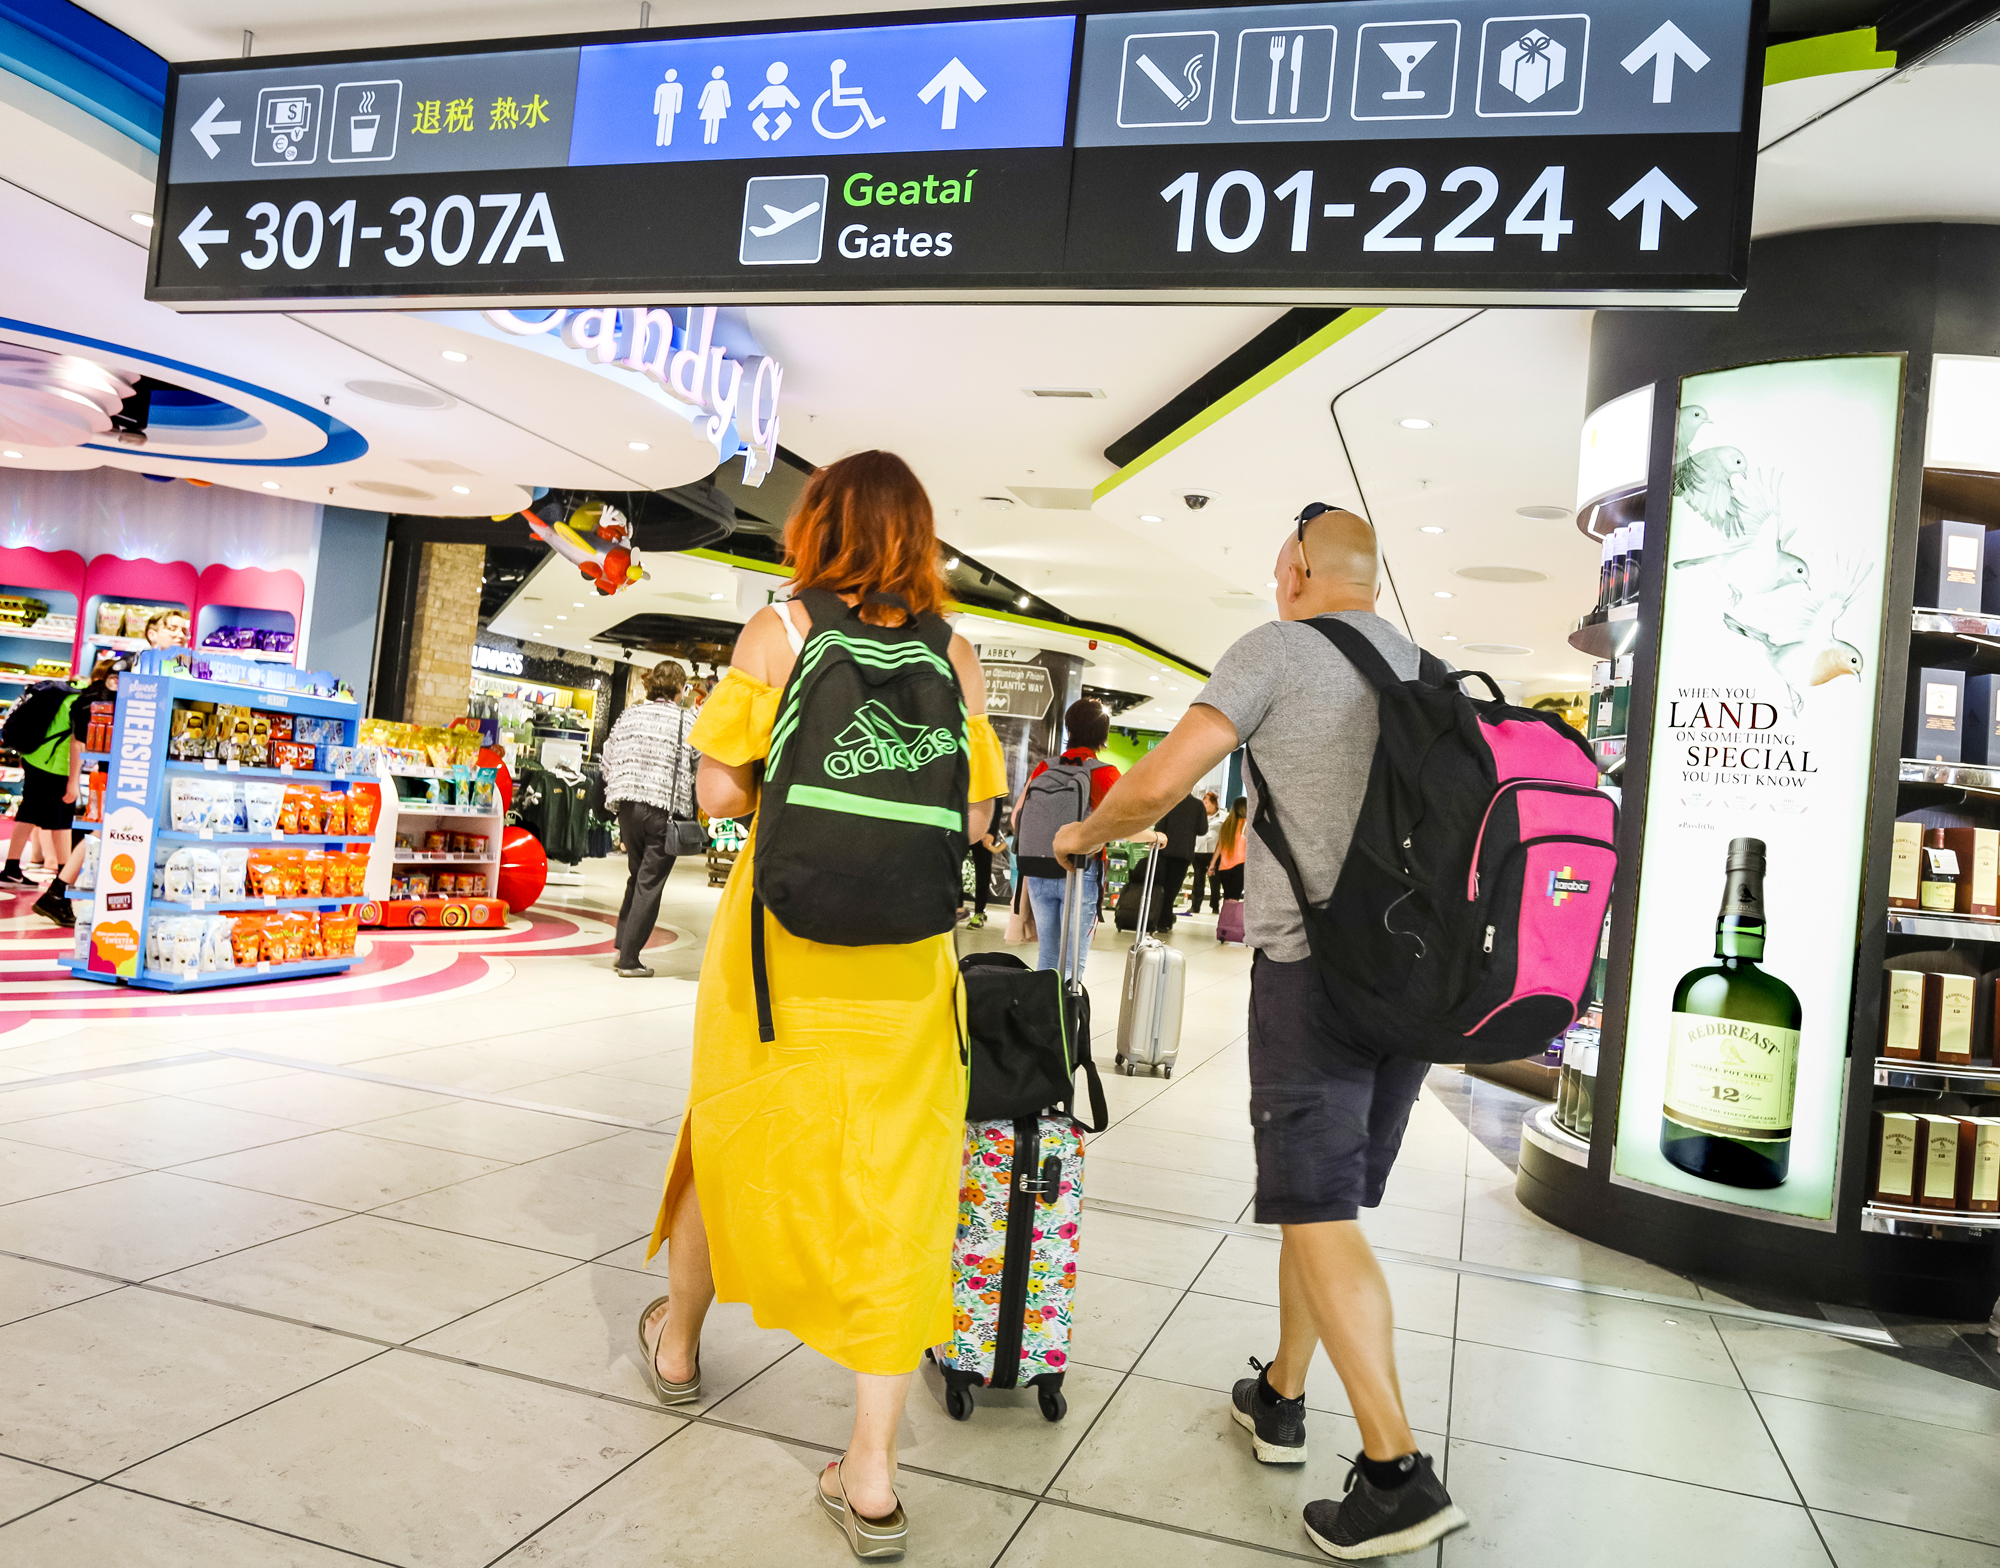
[1,859,1997,1566]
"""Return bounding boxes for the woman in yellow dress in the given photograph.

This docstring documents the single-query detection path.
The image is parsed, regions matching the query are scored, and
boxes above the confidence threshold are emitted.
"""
[640,451,1005,1559]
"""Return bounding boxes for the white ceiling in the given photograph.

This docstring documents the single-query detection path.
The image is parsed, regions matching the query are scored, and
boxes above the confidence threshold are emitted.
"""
[7,5,1997,714]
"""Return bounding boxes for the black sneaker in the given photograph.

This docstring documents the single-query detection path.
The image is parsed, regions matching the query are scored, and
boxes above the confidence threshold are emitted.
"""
[1302,1454,1467,1560]
[0,867,29,886]
[30,887,75,928]
[1229,1357,1306,1464]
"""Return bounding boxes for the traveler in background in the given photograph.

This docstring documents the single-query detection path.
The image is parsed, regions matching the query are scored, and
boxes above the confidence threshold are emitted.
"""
[27,657,125,926]
[1212,796,1248,903]
[640,450,1005,1559]
[602,660,697,978]
[1011,698,1120,973]
[1,665,92,900]
[1185,790,1221,915]
[1052,505,1467,1560]
[1150,787,1209,924]
[960,822,1004,929]
[143,608,188,648]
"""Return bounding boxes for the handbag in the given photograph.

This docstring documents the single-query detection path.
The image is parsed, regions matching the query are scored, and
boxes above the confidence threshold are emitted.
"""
[663,715,707,855]
[1004,878,1036,946]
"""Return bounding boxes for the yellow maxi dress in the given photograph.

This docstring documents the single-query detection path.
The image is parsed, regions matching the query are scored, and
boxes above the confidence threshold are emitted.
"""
[647,670,1008,1376]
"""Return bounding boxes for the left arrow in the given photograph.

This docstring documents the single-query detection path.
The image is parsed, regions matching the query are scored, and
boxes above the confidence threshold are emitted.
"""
[918,58,986,131]
[190,97,242,158]
[1607,168,1697,251]
[178,207,230,268]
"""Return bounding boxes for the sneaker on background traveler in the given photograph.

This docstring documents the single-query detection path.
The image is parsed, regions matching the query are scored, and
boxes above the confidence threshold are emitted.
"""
[639,450,1009,1559]
[601,659,700,974]
[1053,504,1467,1559]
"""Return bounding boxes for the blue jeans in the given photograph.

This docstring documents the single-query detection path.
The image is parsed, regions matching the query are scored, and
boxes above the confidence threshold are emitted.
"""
[1028,862,1100,975]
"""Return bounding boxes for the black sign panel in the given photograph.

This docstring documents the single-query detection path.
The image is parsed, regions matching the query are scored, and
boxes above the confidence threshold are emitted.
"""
[148,0,1763,309]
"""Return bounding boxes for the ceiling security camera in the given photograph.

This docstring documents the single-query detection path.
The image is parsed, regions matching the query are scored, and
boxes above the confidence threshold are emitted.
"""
[1183,491,1213,510]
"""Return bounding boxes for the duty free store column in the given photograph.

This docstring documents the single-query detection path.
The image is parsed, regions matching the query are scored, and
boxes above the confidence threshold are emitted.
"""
[1517,223,2000,1317]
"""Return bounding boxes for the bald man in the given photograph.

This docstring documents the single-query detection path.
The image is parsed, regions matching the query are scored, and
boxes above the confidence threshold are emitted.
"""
[1054,504,1466,1559]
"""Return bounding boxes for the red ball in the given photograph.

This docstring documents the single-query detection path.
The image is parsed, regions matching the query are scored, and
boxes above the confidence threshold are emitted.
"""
[497,826,548,914]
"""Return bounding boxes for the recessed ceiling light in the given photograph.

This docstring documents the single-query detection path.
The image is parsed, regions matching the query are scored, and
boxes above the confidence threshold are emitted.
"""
[709,592,726,601]
[130,211,154,227]
[1139,513,1162,523]
[944,556,960,569]
[1017,594,1031,608]
[261,481,280,490]
[1266,579,1278,588]
[1148,676,1159,683]
[451,485,471,494]
[1433,590,1453,598]
[1419,526,1446,534]
[440,349,469,363]
[1400,418,1433,430]
[2,451,19,459]
[556,614,568,620]
[628,441,650,451]
[542,624,553,629]
[1442,633,1459,641]
[573,602,586,608]
[1515,504,1571,521]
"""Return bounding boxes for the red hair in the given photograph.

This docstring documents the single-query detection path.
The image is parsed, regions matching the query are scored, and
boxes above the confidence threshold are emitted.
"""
[784,450,948,625]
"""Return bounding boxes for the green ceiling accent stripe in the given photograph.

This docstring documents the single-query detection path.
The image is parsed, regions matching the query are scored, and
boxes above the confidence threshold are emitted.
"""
[1093,306,1384,501]
[1764,28,1896,86]
[674,548,1210,683]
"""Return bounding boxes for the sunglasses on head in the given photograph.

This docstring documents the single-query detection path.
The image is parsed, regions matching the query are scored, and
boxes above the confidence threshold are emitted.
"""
[1294,502,1338,578]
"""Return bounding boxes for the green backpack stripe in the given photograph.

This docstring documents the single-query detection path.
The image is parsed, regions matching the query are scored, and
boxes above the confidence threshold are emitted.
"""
[769,629,959,774]
[786,783,964,832]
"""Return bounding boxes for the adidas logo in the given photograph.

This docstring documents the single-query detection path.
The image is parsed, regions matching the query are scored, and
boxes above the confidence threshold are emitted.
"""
[825,700,959,778]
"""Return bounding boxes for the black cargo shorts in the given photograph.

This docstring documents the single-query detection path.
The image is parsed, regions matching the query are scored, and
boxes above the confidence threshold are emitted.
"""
[1247,951,1429,1225]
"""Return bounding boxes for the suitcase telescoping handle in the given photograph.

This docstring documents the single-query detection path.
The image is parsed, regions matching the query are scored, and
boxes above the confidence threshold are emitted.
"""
[1134,844,1164,947]
[1058,863,1111,1132]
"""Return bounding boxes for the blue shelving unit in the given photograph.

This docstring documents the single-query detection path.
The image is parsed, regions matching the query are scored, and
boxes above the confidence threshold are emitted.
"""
[62,650,369,992]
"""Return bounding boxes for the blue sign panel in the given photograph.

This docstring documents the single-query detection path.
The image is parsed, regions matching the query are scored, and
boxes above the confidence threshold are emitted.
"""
[568,15,1076,166]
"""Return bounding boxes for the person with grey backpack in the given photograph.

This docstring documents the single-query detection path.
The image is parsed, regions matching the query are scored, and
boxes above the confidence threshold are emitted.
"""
[1010,698,1121,973]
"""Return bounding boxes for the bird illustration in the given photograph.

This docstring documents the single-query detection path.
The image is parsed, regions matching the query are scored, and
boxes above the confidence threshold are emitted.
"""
[1672,470,1810,597]
[1673,444,1750,538]
[1720,558,1874,714]
[1675,404,1709,466]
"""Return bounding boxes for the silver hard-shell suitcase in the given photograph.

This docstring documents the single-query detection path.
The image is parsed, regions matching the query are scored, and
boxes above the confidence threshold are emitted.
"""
[1114,851,1185,1077]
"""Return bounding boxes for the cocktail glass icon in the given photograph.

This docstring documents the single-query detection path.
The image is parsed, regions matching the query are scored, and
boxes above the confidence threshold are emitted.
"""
[1379,39,1436,99]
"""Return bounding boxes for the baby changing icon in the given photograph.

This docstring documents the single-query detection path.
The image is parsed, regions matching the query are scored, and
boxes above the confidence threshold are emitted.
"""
[1477,14,1589,117]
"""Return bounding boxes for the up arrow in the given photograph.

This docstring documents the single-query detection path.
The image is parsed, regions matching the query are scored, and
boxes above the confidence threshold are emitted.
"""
[178,206,230,268]
[1607,168,1697,251]
[189,97,242,158]
[1620,22,1710,103]
[918,57,986,130]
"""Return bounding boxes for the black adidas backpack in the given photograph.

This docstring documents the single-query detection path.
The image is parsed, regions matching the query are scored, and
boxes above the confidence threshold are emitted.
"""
[751,589,970,1037]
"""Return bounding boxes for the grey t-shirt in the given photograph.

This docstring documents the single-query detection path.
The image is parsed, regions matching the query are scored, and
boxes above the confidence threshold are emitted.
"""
[1195,611,1423,962]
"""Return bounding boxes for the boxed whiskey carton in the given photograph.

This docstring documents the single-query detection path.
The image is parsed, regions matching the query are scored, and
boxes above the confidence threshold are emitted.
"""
[1907,668,1968,763]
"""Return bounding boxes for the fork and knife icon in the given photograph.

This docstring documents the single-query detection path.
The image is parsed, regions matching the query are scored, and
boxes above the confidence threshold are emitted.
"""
[1266,32,1305,115]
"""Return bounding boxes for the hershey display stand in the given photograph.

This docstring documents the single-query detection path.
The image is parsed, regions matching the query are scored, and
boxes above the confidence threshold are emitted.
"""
[63,649,366,990]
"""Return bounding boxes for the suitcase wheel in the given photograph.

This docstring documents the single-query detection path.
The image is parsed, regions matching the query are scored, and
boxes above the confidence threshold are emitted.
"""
[1120,1061,1135,1076]
[1037,1385,1067,1422]
[945,1385,975,1422]
[1114,1055,1125,1068]
[1161,1066,1172,1079]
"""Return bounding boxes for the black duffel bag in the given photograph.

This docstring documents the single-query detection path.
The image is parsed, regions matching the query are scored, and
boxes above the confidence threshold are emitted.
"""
[959,952,1107,1130]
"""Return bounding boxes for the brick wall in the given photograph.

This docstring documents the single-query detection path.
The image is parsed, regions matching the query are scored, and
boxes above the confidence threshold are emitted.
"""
[403,541,484,727]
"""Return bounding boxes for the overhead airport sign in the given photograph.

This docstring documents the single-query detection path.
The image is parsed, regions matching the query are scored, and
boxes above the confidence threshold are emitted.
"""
[148,0,1761,310]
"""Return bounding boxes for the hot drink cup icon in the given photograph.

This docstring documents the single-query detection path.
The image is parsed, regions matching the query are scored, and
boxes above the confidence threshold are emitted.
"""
[350,114,380,152]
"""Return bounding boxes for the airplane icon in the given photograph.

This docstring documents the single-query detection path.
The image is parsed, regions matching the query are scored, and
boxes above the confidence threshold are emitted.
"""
[749,200,821,236]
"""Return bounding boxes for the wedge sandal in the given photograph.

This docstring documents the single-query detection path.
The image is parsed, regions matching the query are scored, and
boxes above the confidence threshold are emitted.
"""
[635,1294,700,1406]
[817,1459,907,1560]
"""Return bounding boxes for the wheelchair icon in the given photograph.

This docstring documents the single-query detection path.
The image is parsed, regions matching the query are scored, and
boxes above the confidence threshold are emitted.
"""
[811,59,886,139]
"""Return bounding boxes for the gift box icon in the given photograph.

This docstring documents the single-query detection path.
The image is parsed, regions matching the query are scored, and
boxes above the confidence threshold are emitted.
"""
[1497,29,1565,102]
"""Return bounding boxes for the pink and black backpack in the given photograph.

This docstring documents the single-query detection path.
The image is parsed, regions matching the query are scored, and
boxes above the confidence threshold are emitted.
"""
[1248,617,1616,1064]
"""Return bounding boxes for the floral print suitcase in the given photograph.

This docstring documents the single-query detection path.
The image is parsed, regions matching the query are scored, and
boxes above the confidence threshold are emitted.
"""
[929,1115,1084,1422]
